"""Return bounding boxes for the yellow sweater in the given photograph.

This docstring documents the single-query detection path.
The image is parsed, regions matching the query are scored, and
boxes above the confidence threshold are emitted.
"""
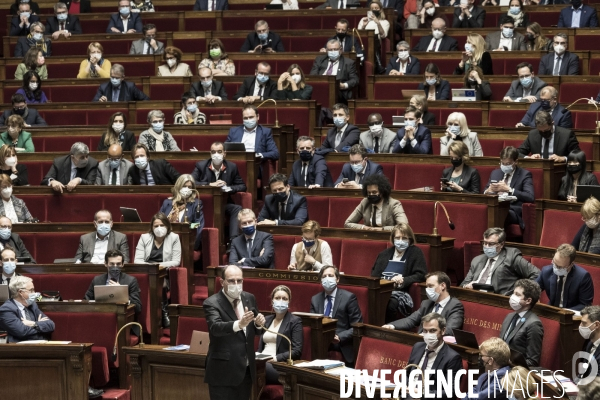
[77,59,112,79]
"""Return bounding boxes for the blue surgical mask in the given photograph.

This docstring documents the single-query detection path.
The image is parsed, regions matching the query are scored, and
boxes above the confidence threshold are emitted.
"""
[501,164,514,175]
[449,125,460,135]
[3,262,16,275]
[57,13,68,21]
[553,265,569,277]
[258,32,268,41]
[200,79,212,88]
[256,74,269,84]
[119,7,130,15]
[242,224,255,236]
[425,78,437,86]
[243,119,257,130]
[394,239,409,251]
[321,276,337,291]
[25,292,40,306]
[483,246,498,258]
[110,77,121,87]
[520,76,533,87]
[351,163,364,173]
[187,104,198,113]
[273,300,289,313]
[333,117,346,128]
[0,228,11,240]
[109,159,120,170]
[96,222,111,237]
[135,157,148,169]
[426,287,440,302]
[405,120,416,128]
[152,122,164,132]
[502,28,514,38]
[328,51,340,61]
[32,32,43,41]
[509,6,520,14]
[20,11,30,18]
[303,238,315,248]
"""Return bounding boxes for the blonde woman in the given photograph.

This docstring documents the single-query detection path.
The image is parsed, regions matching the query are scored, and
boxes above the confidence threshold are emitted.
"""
[573,196,600,255]
[199,39,235,76]
[158,46,192,77]
[440,141,480,193]
[288,220,332,272]
[440,112,483,157]
[275,64,313,101]
[455,33,493,76]
[77,42,111,79]
[358,0,389,40]
[501,366,540,400]
[524,22,552,52]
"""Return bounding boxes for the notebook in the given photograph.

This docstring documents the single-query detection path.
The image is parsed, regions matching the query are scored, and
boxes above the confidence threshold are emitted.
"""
[401,90,423,99]
[452,328,479,349]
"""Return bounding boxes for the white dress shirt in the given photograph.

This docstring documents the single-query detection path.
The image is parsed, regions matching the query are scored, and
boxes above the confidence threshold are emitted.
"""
[91,233,110,264]
[475,256,498,285]
[241,128,256,152]
[323,60,340,76]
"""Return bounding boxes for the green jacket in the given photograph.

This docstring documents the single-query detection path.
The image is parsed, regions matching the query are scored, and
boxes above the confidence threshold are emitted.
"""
[15,64,48,80]
[0,131,35,152]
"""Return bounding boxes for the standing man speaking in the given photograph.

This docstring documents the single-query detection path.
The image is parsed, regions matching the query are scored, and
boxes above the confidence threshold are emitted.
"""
[204,264,266,399]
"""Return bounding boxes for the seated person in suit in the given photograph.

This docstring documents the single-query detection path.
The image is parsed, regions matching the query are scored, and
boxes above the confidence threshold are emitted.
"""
[95,144,133,185]
[318,103,360,155]
[345,174,408,231]
[359,113,396,154]
[10,0,42,15]
[386,41,420,76]
[0,94,47,126]
[503,62,547,103]
[128,143,180,185]
[225,105,280,162]
[441,141,481,194]
[393,105,433,154]
[558,150,599,202]
[134,212,182,268]
[192,141,246,241]
[240,20,284,53]
[0,276,54,342]
[257,285,303,384]
[229,208,275,268]
[191,66,227,103]
[84,249,142,314]
[405,313,464,400]
[92,63,150,102]
[484,146,535,230]
[371,223,427,321]
[319,19,364,62]
[441,112,483,157]
[97,112,135,152]
[129,23,164,55]
[14,22,52,58]
[106,0,142,33]
[335,144,383,188]
[139,110,180,151]
[452,0,486,28]
[234,62,277,104]
[0,216,35,263]
[461,227,540,295]
[10,2,40,37]
[499,279,543,368]
[536,244,593,310]
[383,271,464,335]
[194,0,229,10]
[572,196,600,255]
[410,94,436,126]
[576,306,600,381]
[516,86,573,130]
[485,15,527,51]
[558,0,598,28]
[538,33,579,76]
[258,173,308,226]
[287,220,332,272]
[412,18,458,52]
[464,66,492,101]
[77,42,111,79]
[309,39,359,104]
[46,2,82,39]
[74,209,130,263]
[173,92,206,125]
[464,338,511,400]
[275,64,313,101]
[417,63,450,101]
[517,110,579,161]
[288,136,333,188]
[1,246,21,285]
[310,265,363,365]
[41,142,98,192]
[198,38,235,77]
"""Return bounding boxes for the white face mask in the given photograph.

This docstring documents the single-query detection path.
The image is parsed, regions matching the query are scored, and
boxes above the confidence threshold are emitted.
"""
[291,74,302,84]
[4,157,16,167]
[180,187,193,198]
[425,286,440,302]
[227,283,243,299]
[1,187,12,198]
[153,226,167,238]
[211,153,224,164]
[423,332,439,348]
[432,29,444,39]
[509,294,523,311]
[167,59,177,68]
[369,123,382,133]
[554,44,566,54]
[29,82,38,90]
[112,123,124,133]
[397,50,409,60]
[90,52,102,60]
[425,7,435,16]
[580,323,597,339]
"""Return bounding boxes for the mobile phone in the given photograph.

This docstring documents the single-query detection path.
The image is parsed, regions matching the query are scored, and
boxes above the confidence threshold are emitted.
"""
[491,180,498,184]
[440,178,449,184]
[342,178,349,183]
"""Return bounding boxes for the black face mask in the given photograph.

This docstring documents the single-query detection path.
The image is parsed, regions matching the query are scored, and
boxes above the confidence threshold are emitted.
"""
[372,10,380,17]
[451,158,462,168]
[540,100,552,111]
[526,33,535,41]
[567,165,582,174]
[337,32,346,40]
[299,150,313,162]
[13,108,25,116]
[539,129,552,139]
[367,195,381,204]
[274,191,288,203]
[572,0,582,8]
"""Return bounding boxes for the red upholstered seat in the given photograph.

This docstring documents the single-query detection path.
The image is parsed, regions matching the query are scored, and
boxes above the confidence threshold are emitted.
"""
[323,237,342,267]
[488,82,512,101]
[260,386,283,400]
[538,314,561,371]
[463,241,482,280]
[539,209,582,248]
[393,164,445,191]
[415,243,430,270]
[355,336,413,373]
[328,197,362,228]
[272,235,297,270]
[401,199,434,235]
[488,110,525,128]
[573,111,600,130]
[476,166,496,191]
[339,239,387,276]
[300,325,312,360]
[305,197,330,227]
[460,301,511,344]
[326,161,345,183]
[175,316,209,345]
[478,139,506,158]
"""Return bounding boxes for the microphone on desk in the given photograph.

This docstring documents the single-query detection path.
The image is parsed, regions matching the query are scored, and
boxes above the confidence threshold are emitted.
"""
[433,201,455,235]
[256,99,279,128]
[112,322,144,362]
[252,308,294,366]
[351,28,364,54]
[565,97,600,134]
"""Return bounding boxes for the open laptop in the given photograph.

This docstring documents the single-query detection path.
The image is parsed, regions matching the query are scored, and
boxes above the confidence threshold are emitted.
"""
[401,90,423,100]
[223,143,246,152]
[94,285,129,304]
[392,115,405,126]
[577,185,600,203]
[451,89,477,101]
[120,207,142,223]
[0,285,8,302]
[189,330,210,354]
[452,328,479,349]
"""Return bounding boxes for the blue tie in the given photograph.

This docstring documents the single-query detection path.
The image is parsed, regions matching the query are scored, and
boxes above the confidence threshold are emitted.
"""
[434,303,441,313]
[324,295,333,317]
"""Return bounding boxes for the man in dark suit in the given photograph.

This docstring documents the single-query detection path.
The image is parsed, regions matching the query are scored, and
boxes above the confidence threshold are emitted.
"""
[516,86,573,130]
[193,141,247,240]
[240,20,284,53]
[503,62,547,103]
[517,112,579,162]
[335,144,383,188]
[383,272,464,336]
[462,227,540,295]
[576,306,600,380]
[452,0,486,28]
[0,217,35,263]
[320,19,364,61]
[466,338,511,400]
[194,0,229,10]
[393,106,432,154]
[257,173,308,226]
[203,265,266,399]
[234,62,277,103]
[318,103,360,155]
[536,244,594,310]
[387,41,420,75]
[191,67,228,103]
[41,142,99,192]
[310,266,363,364]
[538,33,579,76]
[229,209,275,268]
[289,136,333,188]
[499,279,544,368]
[405,313,463,400]
[10,3,40,36]
[413,18,458,52]
[74,210,130,263]
[558,1,598,28]
[0,276,55,342]
[45,2,82,38]
[128,143,181,185]
[84,249,142,314]
[484,146,535,230]
[106,0,143,33]
[310,39,359,104]
[0,94,47,126]
[225,105,280,161]
[485,15,527,51]
[1,247,22,285]
[93,64,150,102]
[315,0,360,9]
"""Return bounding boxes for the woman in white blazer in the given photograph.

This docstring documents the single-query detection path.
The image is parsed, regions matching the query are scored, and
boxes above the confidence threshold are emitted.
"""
[440,112,483,157]
[134,212,182,268]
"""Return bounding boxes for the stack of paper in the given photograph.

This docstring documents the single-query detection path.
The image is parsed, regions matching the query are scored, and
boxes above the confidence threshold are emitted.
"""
[295,359,345,370]
[163,344,190,351]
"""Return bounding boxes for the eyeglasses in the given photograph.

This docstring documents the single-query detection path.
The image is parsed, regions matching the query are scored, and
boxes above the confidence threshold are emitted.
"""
[226,279,243,284]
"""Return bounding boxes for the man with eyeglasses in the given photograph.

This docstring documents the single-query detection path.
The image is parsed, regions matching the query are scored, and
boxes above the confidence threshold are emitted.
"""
[538,33,579,76]
[483,146,534,230]
[10,2,40,36]
[461,227,539,295]
[310,39,359,104]
[129,23,164,55]
[289,136,333,188]
[503,62,547,103]
[0,94,47,127]
[95,144,133,185]
[229,208,274,268]
[334,144,382,189]
[74,210,130,264]
[203,264,266,399]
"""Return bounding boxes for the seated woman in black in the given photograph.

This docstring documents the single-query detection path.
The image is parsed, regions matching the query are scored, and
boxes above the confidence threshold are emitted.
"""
[572,196,600,255]
[274,64,312,101]
[409,94,436,126]
[371,223,427,322]
[441,141,480,194]
[417,63,450,101]
[454,33,493,76]
[97,111,136,151]
[557,150,599,202]
[464,66,492,101]
[257,285,303,384]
